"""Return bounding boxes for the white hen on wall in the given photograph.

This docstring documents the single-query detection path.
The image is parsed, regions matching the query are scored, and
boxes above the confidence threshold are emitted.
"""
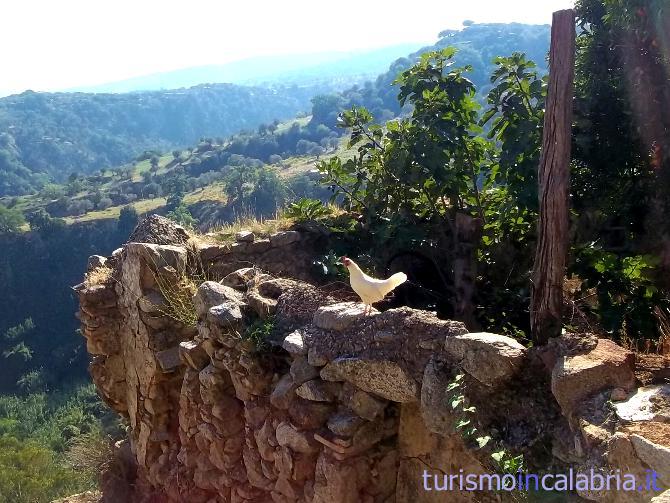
[341,256,407,314]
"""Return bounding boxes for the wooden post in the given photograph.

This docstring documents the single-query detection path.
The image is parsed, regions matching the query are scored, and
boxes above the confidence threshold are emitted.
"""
[531,9,576,345]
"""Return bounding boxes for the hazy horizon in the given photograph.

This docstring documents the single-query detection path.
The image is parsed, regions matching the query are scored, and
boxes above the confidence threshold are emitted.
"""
[2,0,572,96]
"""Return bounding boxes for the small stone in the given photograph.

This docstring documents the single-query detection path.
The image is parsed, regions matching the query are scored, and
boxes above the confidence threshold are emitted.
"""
[193,281,244,318]
[274,477,300,500]
[235,230,255,243]
[155,346,182,372]
[128,215,189,245]
[179,340,210,370]
[295,380,335,402]
[630,434,670,486]
[313,302,377,331]
[275,422,320,453]
[244,398,271,428]
[344,387,387,421]
[243,446,273,490]
[352,420,384,452]
[579,421,611,449]
[291,453,315,484]
[254,420,277,462]
[320,357,418,402]
[420,358,455,435]
[127,242,187,270]
[288,399,333,429]
[651,490,670,502]
[274,446,293,478]
[444,332,527,387]
[87,255,107,271]
[290,357,320,385]
[198,364,224,389]
[614,385,670,422]
[419,339,439,351]
[282,330,307,356]
[610,388,630,402]
[137,291,166,314]
[552,338,636,418]
[307,347,328,367]
[199,244,230,262]
[327,411,365,437]
[270,375,297,410]
[247,291,277,320]
[221,267,256,290]
[207,302,244,327]
[77,283,117,308]
[269,231,301,247]
[246,239,272,254]
[257,278,292,299]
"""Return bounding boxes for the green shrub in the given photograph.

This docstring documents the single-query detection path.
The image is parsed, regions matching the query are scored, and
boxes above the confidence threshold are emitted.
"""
[0,435,91,503]
[0,383,119,502]
[243,317,275,352]
[285,198,332,221]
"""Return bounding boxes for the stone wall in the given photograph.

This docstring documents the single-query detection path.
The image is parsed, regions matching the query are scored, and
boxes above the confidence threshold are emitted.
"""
[75,223,670,503]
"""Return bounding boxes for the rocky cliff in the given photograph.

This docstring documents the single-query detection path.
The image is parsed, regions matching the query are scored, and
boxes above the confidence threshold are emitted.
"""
[74,217,670,503]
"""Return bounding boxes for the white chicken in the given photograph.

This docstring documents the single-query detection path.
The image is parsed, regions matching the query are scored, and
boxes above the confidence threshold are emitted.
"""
[341,256,407,315]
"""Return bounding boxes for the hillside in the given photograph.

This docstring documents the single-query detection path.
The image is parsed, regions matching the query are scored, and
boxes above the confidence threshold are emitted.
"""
[0,84,318,196]
[331,22,551,123]
[68,44,425,94]
[0,23,549,199]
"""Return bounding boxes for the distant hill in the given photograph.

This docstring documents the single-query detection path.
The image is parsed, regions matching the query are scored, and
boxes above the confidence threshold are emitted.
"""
[67,44,426,94]
[324,22,551,124]
[0,83,318,196]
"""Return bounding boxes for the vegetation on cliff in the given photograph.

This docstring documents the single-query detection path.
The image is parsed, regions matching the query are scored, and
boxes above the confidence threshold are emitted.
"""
[0,383,120,503]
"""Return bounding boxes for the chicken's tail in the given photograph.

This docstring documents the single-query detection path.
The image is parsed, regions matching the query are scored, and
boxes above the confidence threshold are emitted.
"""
[387,272,408,290]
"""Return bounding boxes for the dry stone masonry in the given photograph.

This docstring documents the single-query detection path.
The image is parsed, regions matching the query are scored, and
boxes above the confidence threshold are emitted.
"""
[75,219,670,502]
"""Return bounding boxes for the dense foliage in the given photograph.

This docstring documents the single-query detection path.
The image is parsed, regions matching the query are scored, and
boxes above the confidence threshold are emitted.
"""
[316,2,670,346]
[0,383,119,503]
[0,23,550,199]
[0,204,25,233]
[319,48,545,334]
[571,0,670,344]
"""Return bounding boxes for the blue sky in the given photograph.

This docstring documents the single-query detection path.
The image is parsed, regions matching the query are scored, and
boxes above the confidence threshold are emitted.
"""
[2,0,573,96]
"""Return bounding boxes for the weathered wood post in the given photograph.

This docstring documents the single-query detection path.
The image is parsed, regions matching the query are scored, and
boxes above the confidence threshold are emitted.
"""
[531,9,576,344]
